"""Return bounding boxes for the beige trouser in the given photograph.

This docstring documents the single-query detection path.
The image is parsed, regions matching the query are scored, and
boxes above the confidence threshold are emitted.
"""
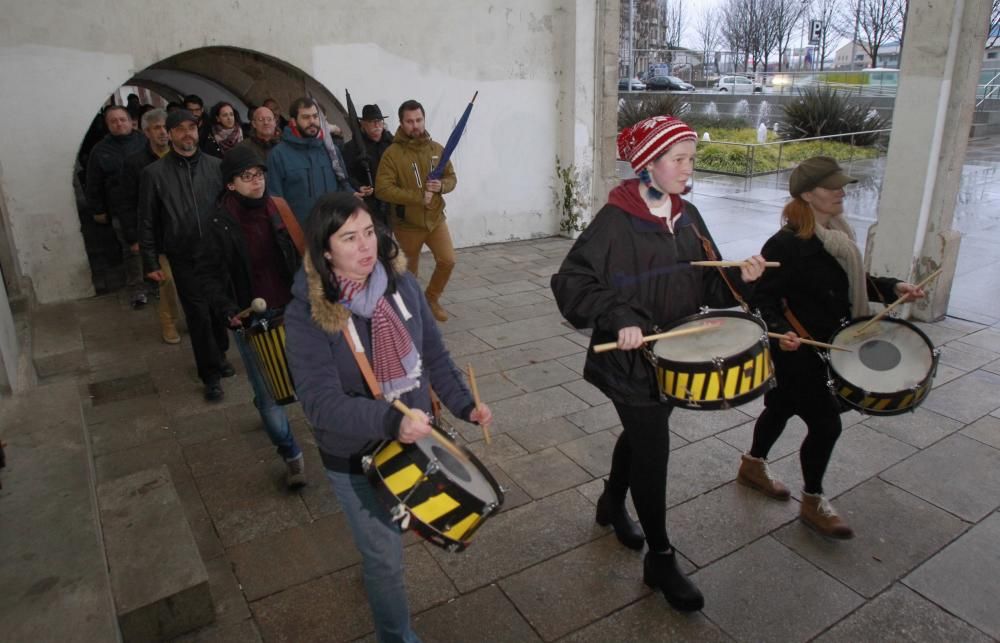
[158,255,181,330]
[392,221,456,300]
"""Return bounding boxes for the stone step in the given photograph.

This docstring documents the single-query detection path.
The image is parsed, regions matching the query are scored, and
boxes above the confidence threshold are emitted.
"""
[31,302,84,379]
[98,466,214,642]
[0,379,118,641]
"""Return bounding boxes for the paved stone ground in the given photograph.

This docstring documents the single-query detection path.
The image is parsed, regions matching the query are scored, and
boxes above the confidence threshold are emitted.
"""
[11,140,1000,641]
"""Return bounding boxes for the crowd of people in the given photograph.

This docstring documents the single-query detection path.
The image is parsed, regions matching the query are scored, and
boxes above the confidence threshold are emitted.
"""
[83,90,928,638]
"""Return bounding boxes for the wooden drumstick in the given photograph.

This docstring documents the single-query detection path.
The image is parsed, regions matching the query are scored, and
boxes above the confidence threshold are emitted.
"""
[767,332,853,352]
[853,268,943,335]
[236,297,268,319]
[466,364,491,444]
[689,260,781,268]
[592,322,721,354]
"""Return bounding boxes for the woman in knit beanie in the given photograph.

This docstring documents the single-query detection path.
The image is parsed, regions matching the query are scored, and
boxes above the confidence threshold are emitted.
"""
[551,115,766,613]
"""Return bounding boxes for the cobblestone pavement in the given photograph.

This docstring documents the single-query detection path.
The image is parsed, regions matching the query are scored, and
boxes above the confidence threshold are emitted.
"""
[14,140,1000,641]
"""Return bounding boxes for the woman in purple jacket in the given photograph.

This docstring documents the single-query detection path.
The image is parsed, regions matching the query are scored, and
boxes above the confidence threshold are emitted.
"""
[284,193,492,643]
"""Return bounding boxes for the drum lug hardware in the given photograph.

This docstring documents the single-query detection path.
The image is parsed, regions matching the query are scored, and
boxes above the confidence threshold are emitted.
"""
[390,505,412,530]
[447,543,461,553]
[361,455,373,472]
[482,502,498,517]
[426,460,441,475]
[699,305,710,315]
[826,379,836,393]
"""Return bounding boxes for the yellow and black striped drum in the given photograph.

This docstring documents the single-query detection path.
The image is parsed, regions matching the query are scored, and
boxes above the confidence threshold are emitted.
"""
[646,310,775,410]
[363,426,504,552]
[241,316,297,405]
[827,317,938,416]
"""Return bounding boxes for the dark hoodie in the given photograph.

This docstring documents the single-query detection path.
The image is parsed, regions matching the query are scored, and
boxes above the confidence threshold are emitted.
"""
[551,180,749,405]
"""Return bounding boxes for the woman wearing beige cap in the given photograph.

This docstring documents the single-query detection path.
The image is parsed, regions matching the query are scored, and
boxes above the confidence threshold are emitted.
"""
[737,156,925,538]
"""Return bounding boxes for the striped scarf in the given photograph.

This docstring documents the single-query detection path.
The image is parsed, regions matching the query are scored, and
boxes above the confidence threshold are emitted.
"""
[337,262,422,401]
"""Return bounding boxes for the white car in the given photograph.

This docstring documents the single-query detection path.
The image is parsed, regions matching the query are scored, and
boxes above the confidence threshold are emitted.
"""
[715,76,763,94]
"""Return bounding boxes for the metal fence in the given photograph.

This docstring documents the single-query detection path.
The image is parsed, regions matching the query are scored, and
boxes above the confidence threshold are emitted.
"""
[695,129,893,178]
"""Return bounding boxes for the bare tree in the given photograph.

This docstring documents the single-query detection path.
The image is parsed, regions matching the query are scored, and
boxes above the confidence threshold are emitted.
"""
[694,3,724,74]
[808,0,841,70]
[836,0,905,68]
[662,0,687,47]
[766,0,807,70]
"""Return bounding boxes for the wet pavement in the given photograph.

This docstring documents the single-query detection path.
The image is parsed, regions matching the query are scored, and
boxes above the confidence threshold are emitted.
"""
[3,138,1000,642]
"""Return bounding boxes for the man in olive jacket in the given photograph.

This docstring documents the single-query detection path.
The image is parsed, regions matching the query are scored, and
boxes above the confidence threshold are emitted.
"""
[375,99,457,322]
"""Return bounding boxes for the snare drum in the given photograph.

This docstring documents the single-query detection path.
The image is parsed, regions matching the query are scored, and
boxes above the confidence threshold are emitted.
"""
[646,310,775,410]
[241,316,296,405]
[363,426,504,552]
[827,317,938,416]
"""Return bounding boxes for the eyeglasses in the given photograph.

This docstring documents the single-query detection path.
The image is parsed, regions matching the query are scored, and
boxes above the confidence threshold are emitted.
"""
[238,168,266,182]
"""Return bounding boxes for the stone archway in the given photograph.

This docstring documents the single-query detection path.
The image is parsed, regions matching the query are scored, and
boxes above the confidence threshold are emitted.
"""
[75,46,350,295]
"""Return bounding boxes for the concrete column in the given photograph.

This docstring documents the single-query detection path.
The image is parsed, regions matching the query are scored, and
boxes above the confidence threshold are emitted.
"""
[867,0,990,321]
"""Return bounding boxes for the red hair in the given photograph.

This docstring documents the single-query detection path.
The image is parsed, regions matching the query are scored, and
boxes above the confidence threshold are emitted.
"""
[781,197,815,239]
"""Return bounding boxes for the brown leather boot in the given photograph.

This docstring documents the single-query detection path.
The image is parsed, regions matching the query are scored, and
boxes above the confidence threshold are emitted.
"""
[159,300,181,344]
[737,454,790,500]
[800,492,854,539]
[426,295,449,322]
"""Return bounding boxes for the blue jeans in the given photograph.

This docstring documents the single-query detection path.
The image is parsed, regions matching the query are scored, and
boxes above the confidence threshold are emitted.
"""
[325,469,420,643]
[233,329,301,461]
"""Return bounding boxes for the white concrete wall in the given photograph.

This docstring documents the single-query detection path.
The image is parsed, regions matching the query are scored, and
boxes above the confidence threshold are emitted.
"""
[0,0,598,303]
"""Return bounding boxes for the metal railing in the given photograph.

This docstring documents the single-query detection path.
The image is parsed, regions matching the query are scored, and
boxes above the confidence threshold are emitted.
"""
[694,129,893,178]
[976,71,1000,109]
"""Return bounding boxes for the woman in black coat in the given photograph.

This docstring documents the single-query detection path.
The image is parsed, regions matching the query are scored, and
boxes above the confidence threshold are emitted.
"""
[738,156,924,539]
[552,115,765,613]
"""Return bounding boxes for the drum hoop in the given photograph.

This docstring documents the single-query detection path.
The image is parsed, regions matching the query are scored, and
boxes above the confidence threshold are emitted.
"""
[827,315,938,398]
[644,309,767,369]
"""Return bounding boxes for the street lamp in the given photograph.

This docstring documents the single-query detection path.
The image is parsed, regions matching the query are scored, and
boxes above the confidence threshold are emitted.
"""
[849,0,861,70]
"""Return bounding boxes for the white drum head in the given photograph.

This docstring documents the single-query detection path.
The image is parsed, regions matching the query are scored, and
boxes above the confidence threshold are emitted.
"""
[414,431,498,504]
[830,320,933,393]
[653,316,763,362]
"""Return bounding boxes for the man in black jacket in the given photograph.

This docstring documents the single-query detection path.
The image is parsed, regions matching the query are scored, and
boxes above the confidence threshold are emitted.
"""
[86,105,147,307]
[343,104,394,226]
[138,109,232,401]
[122,108,182,344]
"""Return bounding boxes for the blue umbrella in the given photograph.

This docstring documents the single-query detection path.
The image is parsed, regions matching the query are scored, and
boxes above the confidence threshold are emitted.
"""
[427,91,478,181]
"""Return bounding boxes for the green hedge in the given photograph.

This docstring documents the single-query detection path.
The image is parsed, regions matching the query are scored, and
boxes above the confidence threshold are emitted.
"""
[694,127,881,175]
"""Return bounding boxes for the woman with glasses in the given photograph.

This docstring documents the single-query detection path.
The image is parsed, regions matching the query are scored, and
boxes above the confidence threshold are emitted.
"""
[201,145,308,489]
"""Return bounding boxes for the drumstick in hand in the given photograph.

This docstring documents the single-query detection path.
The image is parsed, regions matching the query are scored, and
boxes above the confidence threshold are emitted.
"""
[236,297,267,319]
[466,364,491,444]
[689,260,781,268]
[767,332,853,352]
[853,268,943,335]
[592,321,722,353]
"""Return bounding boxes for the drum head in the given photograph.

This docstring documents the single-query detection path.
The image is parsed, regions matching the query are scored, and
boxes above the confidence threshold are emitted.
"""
[830,319,934,393]
[653,314,763,363]
[413,432,499,504]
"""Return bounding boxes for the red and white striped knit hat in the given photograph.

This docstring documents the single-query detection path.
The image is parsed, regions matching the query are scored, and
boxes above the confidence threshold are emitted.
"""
[617,115,697,173]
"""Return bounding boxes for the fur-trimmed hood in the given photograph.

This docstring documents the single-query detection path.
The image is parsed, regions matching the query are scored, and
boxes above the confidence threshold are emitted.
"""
[294,250,409,334]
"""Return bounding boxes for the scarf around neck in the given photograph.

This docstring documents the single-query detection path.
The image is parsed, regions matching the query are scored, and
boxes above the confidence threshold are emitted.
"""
[812,214,869,318]
[337,261,422,401]
[212,125,243,153]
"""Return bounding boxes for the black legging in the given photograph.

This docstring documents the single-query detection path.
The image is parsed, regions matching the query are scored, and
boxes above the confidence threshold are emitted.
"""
[750,385,843,495]
[607,402,673,552]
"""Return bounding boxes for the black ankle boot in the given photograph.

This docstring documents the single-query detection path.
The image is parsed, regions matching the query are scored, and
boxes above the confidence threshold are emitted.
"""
[643,550,704,612]
[595,480,645,550]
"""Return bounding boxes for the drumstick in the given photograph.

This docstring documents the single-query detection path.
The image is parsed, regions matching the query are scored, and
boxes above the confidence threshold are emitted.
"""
[236,297,268,319]
[767,332,853,352]
[592,321,722,354]
[391,399,467,459]
[689,260,781,268]
[853,267,943,335]
[466,364,491,444]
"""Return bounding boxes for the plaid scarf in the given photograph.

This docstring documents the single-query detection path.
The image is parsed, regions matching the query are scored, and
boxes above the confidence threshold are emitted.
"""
[212,125,244,154]
[337,262,422,401]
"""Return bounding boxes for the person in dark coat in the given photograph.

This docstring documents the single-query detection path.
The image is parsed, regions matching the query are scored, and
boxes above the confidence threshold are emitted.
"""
[200,145,306,488]
[343,103,394,226]
[85,105,148,307]
[284,193,492,642]
[737,156,924,539]
[138,109,233,402]
[201,101,246,158]
[551,115,766,613]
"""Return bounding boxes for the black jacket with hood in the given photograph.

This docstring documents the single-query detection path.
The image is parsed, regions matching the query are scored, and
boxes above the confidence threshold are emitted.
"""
[551,180,750,406]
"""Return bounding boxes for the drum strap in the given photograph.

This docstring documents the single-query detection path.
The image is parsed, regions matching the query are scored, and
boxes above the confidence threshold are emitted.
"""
[273,196,306,256]
[342,319,385,400]
[689,224,749,312]
[781,299,815,341]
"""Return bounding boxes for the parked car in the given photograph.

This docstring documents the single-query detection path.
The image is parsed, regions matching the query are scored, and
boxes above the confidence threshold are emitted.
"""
[618,77,647,91]
[715,75,763,93]
[645,75,696,92]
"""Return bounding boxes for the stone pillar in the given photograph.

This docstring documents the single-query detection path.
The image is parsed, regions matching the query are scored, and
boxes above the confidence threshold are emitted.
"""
[556,0,619,235]
[867,0,990,321]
